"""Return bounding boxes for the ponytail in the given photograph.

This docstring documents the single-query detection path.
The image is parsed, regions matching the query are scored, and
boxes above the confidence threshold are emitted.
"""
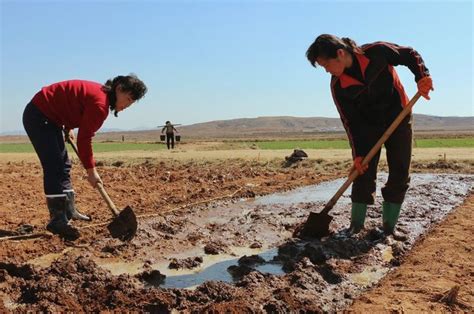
[306,34,363,67]
[341,37,363,54]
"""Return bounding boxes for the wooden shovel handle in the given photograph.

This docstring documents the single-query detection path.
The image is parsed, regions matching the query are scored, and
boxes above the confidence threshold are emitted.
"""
[95,183,120,217]
[66,137,120,217]
[321,92,422,215]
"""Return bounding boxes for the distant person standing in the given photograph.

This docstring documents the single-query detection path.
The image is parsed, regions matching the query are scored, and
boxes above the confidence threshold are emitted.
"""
[22,75,147,240]
[161,121,179,149]
[306,34,433,239]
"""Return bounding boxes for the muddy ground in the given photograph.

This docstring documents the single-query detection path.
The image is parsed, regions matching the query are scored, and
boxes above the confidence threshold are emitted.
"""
[0,157,473,312]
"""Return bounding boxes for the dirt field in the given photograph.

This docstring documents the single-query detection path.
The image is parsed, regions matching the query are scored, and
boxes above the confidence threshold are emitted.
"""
[351,193,473,312]
[0,149,473,312]
[2,146,473,163]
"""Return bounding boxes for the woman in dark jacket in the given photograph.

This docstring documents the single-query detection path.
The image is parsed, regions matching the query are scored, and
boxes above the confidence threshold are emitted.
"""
[306,34,433,238]
[23,74,147,240]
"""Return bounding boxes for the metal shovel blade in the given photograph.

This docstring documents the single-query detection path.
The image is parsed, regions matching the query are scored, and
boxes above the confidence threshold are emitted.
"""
[107,206,137,241]
[297,211,333,239]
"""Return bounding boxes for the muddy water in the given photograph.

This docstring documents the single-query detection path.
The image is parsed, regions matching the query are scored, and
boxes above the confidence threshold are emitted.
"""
[95,246,281,289]
[157,248,282,289]
[98,175,470,284]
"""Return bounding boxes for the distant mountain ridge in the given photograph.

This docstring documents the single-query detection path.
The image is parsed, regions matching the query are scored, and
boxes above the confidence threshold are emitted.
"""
[2,114,473,139]
[176,114,474,137]
[177,116,342,136]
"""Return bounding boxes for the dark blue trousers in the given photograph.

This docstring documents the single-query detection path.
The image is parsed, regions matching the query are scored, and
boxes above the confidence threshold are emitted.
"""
[22,102,72,195]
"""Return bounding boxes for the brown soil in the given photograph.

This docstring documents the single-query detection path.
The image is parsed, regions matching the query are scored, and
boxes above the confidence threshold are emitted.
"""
[350,193,474,312]
[0,158,344,264]
[0,157,473,312]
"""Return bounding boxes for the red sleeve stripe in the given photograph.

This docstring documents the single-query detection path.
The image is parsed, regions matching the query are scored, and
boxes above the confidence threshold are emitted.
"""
[355,54,370,79]
[388,65,409,107]
[330,79,356,158]
[410,50,428,80]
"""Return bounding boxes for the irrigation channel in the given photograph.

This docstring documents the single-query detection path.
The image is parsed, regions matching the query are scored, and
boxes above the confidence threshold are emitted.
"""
[22,173,473,311]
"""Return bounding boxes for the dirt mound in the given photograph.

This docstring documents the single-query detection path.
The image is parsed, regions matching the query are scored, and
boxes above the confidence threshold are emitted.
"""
[168,256,203,269]
[0,253,174,312]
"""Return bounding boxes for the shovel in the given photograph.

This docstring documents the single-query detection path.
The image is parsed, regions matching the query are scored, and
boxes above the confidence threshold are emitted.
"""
[297,92,422,238]
[66,137,137,241]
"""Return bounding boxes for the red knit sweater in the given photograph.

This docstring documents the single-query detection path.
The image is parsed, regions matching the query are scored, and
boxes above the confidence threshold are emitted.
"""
[31,80,109,169]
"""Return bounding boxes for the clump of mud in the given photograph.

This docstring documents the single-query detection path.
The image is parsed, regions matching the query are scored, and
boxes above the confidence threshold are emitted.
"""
[168,256,203,269]
[0,253,271,312]
[136,269,166,285]
[412,160,474,173]
[227,255,266,280]
[0,253,175,312]
[203,241,228,255]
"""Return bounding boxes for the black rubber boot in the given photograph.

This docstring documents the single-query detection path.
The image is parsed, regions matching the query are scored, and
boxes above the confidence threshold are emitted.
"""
[64,191,91,221]
[46,196,80,240]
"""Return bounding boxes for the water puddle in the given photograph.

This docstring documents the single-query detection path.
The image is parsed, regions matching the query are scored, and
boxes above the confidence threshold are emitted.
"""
[381,246,394,262]
[94,246,282,289]
[94,258,143,276]
[158,248,281,289]
[88,173,473,295]
[254,177,350,206]
[28,247,74,268]
[350,266,388,287]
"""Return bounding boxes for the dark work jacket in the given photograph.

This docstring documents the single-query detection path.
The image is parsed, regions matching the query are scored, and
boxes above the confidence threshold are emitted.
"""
[330,42,430,158]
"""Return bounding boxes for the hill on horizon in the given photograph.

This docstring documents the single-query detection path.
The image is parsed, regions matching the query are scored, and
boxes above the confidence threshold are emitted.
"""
[90,114,474,141]
[174,114,474,137]
[2,114,473,141]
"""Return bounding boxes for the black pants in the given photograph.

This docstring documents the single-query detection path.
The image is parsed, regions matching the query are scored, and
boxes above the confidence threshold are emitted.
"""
[351,115,412,205]
[22,102,72,195]
[166,133,175,149]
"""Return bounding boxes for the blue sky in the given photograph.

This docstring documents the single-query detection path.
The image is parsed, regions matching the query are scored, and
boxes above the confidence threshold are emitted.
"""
[1,0,472,133]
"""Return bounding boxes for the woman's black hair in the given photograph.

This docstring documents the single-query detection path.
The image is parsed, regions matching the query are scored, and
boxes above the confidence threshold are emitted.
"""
[102,74,148,117]
[306,34,362,68]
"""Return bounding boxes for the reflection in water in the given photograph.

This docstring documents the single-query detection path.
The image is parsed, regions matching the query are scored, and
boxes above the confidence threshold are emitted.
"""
[150,248,283,289]
[93,247,284,290]
[254,178,349,206]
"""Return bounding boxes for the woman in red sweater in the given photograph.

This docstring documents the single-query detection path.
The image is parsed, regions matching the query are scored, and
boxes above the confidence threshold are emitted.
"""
[23,75,147,240]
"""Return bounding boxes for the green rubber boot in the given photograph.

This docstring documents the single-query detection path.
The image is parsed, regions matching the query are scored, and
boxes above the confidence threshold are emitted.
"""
[382,201,401,234]
[349,202,367,234]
